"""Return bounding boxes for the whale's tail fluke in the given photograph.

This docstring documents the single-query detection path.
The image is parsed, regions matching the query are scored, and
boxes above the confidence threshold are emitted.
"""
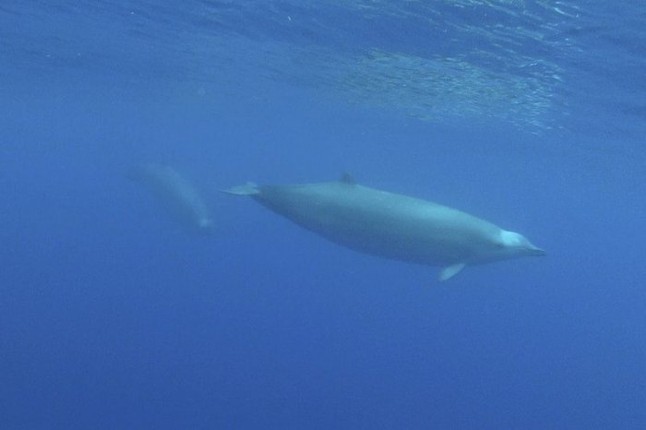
[222,182,259,196]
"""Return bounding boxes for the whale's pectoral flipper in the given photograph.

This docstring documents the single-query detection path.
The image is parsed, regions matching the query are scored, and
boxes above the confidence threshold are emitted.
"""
[222,182,259,196]
[439,263,466,281]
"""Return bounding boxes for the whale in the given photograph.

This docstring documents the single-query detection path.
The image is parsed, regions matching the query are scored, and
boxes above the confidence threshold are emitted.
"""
[225,175,544,280]
[128,163,214,234]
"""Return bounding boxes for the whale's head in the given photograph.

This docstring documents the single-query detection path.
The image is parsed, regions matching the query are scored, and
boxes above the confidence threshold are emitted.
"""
[194,217,215,234]
[495,230,546,259]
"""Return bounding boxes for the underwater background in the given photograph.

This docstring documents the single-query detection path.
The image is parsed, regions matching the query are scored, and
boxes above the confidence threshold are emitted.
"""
[1,1,645,428]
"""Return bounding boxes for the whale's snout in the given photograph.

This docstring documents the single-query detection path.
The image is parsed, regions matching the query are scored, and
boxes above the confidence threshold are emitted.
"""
[196,217,215,234]
[527,245,546,256]
[501,231,545,257]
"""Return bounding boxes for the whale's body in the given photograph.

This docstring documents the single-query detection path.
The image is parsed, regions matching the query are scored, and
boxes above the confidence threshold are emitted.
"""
[129,163,214,234]
[227,176,544,280]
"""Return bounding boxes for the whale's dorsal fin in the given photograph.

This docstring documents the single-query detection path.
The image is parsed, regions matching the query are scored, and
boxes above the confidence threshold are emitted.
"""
[439,263,466,281]
[340,172,356,185]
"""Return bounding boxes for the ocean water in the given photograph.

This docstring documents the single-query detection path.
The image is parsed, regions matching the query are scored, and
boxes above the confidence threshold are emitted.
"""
[1,1,645,428]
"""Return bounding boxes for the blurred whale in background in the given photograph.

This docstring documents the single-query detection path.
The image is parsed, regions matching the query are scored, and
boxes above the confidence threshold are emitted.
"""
[225,175,544,281]
[128,163,214,234]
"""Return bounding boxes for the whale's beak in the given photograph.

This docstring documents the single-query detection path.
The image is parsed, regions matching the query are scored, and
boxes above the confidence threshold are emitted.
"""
[528,245,546,256]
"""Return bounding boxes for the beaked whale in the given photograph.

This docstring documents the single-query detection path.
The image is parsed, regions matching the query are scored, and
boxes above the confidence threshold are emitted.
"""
[225,175,544,280]
[128,163,214,234]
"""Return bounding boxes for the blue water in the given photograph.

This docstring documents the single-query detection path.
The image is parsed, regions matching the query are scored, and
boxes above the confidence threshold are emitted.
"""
[2,1,646,428]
